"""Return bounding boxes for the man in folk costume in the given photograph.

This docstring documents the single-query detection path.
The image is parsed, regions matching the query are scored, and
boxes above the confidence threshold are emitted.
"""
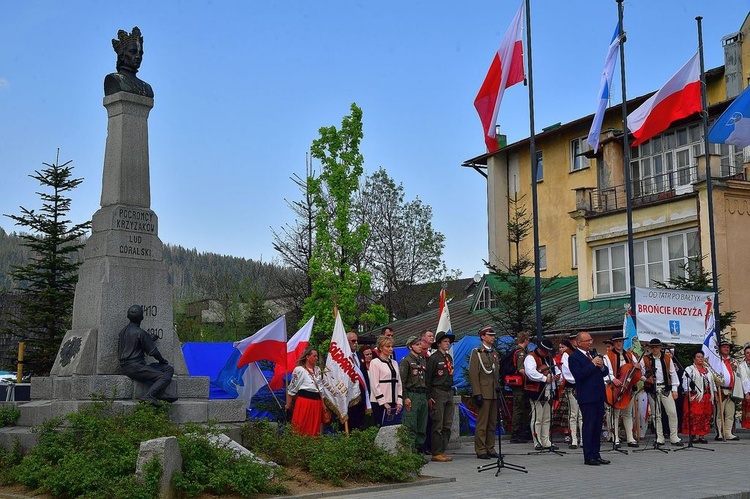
[469,326,501,459]
[510,331,533,443]
[568,331,610,466]
[560,337,583,449]
[523,338,559,450]
[640,338,683,447]
[739,344,750,430]
[714,340,741,440]
[426,331,455,462]
[399,335,428,452]
[603,334,639,448]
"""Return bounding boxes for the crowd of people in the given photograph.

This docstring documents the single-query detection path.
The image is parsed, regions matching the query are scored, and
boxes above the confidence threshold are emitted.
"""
[504,331,750,465]
[282,324,750,467]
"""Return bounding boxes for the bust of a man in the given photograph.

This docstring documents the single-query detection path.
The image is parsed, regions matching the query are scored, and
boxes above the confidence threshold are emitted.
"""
[104,26,154,98]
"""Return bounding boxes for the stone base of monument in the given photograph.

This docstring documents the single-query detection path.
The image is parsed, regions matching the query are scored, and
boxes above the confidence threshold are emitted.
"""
[10,375,247,428]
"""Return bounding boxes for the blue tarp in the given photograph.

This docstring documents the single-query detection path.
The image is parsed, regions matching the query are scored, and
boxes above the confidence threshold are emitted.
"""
[182,336,525,425]
[182,342,237,399]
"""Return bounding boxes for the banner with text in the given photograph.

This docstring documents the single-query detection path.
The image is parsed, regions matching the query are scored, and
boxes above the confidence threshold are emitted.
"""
[635,287,713,344]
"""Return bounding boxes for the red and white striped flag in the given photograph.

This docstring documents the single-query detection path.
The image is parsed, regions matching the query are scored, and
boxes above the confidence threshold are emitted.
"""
[474,1,525,153]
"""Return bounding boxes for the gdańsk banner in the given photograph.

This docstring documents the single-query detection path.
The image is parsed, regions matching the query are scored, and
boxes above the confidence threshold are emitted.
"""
[634,287,714,344]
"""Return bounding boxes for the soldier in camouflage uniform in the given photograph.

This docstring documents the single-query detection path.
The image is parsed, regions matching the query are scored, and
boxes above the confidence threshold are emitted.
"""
[399,335,428,451]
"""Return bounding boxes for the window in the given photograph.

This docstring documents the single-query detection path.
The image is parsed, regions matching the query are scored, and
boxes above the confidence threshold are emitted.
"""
[474,283,497,311]
[539,245,547,270]
[630,125,701,196]
[535,151,543,182]
[570,137,591,172]
[571,234,578,269]
[594,230,699,296]
[594,245,627,296]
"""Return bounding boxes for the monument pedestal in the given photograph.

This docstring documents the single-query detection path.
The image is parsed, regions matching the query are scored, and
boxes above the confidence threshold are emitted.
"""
[14,91,246,427]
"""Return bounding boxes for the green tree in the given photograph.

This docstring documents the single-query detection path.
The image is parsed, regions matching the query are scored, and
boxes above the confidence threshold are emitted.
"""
[360,168,447,320]
[486,193,558,336]
[2,151,90,375]
[302,103,386,345]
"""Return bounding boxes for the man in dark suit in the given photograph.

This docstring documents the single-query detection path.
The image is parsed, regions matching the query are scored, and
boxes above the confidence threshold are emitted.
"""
[568,331,610,466]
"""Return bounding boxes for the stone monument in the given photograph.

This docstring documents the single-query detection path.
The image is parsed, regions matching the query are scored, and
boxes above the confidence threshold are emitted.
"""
[15,27,245,429]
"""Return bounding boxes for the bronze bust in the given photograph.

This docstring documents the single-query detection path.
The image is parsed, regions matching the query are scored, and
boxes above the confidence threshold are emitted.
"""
[104,27,154,98]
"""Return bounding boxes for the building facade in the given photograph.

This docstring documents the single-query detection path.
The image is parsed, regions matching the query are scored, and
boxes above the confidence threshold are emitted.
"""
[465,14,750,345]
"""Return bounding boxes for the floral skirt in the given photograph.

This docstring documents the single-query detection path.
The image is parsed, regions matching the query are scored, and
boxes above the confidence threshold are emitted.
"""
[681,392,713,436]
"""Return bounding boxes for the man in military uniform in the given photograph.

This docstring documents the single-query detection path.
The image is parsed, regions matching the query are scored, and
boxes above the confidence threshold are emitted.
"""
[469,326,501,459]
[426,331,455,462]
[400,335,428,451]
[118,304,176,407]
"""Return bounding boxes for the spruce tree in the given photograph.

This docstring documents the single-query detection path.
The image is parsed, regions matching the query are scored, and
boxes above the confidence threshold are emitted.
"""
[2,151,90,375]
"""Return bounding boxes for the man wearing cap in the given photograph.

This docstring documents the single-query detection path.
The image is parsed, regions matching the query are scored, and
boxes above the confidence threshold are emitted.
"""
[524,338,560,450]
[714,340,741,441]
[400,335,428,451]
[640,338,683,447]
[426,331,455,462]
[569,331,610,466]
[469,326,501,459]
[603,334,639,448]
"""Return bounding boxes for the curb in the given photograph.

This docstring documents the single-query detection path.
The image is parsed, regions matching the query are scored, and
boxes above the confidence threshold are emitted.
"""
[277,476,456,498]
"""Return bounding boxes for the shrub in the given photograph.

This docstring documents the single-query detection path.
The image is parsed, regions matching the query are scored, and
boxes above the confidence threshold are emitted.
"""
[173,426,287,497]
[13,401,172,498]
[0,406,20,427]
[243,421,424,486]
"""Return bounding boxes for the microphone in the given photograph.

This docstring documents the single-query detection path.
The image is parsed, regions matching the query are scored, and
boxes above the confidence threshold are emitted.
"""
[589,348,600,358]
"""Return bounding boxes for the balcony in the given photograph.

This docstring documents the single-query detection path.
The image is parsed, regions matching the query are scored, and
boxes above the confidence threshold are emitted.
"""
[574,163,747,216]
[574,166,699,215]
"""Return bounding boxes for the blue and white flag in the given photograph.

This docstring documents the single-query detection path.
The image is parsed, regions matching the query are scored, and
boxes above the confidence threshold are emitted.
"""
[708,84,750,149]
[587,23,621,152]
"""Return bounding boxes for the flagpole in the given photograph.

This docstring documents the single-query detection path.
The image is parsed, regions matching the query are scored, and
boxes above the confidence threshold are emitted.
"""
[524,0,543,344]
[696,16,721,326]
[616,0,637,313]
[255,362,286,417]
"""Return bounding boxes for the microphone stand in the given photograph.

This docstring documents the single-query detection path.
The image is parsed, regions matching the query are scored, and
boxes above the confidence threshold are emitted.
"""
[634,357,669,454]
[478,391,527,475]
[673,362,712,453]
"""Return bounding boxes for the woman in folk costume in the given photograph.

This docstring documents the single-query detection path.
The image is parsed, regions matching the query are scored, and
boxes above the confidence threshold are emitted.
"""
[680,350,716,443]
[739,344,750,429]
[285,346,324,436]
[369,335,403,426]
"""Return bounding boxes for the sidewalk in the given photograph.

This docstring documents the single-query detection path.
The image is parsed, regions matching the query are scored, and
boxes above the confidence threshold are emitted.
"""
[342,432,750,499]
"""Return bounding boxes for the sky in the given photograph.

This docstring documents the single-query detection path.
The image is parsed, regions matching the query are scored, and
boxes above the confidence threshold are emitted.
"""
[1,1,748,280]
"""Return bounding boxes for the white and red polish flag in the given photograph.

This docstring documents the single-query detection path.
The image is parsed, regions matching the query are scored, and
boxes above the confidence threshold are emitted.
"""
[474,1,525,153]
[269,316,314,390]
[627,52,702,146]
[236,315,287,369]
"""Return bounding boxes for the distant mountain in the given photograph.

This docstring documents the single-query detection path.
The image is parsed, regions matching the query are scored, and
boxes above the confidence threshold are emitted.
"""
[0,228,296,304]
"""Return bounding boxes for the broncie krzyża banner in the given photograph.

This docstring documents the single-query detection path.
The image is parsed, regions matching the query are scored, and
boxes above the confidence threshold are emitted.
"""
[634,287,714,344]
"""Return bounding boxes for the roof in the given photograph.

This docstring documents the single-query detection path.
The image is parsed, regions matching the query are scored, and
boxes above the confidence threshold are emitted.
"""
[366,275,625,346]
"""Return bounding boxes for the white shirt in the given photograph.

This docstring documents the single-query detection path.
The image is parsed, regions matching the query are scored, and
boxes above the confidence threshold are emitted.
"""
[561,352,575,384]
[524,352,556,392]
[640,353,679,393]
[287,365,322,395]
